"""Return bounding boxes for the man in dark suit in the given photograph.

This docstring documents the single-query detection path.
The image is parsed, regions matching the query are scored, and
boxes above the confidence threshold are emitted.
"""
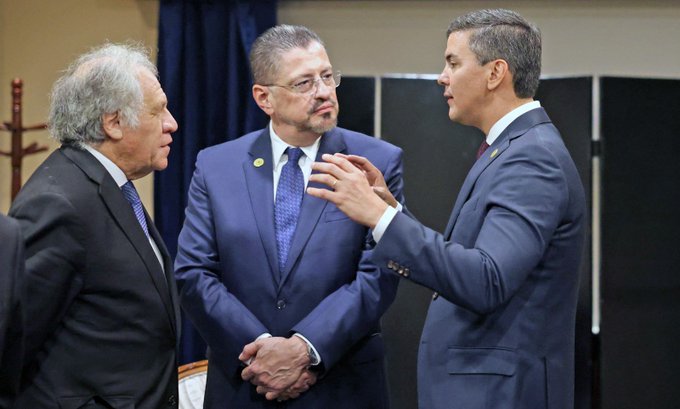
[308,9,586,409]
[175,25,404,408]
[0,214,24,409]
[9,43,181,409]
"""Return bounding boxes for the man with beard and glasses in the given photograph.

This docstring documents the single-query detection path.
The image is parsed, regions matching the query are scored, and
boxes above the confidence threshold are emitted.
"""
[175,25,404,408]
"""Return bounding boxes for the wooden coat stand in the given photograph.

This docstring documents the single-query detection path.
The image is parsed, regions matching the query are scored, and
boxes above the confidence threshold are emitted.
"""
[0,78,48,202]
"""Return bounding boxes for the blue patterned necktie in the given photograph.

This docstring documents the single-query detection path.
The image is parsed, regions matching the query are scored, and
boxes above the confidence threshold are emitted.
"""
[121,181,149,237]
[275,147,304,273]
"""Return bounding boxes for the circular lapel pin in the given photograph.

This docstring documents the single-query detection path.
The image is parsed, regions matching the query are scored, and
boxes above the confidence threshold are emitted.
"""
[253,158,264,167]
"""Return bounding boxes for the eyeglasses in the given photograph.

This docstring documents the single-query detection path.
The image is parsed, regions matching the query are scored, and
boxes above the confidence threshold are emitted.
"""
[264,71,341,94]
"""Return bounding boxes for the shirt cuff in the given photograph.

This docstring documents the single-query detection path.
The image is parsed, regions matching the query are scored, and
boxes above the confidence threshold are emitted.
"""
[293,333,322,366]
[372,205,398,243]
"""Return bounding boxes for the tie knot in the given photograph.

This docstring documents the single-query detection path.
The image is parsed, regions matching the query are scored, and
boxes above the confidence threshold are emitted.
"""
[476,141,490,159]
[121,181,141,206]
[286,147,304,164]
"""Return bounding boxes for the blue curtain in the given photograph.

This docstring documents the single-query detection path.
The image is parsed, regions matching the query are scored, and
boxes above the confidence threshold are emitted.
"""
[155,0,276,364]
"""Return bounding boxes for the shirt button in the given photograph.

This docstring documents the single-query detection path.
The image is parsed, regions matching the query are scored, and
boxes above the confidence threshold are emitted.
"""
[276,299,286,310]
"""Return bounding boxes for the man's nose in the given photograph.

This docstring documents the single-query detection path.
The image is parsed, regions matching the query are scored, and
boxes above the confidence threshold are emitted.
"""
[437,69,449,86]
[164,110,179,133]
[313,79,333,98]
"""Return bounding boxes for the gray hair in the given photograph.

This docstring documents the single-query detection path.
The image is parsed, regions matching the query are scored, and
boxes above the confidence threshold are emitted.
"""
[48,42,157,147]
[249,24,324,85]
[447,9,541,98]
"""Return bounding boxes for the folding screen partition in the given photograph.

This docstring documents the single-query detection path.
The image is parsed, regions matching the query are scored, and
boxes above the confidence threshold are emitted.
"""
[599,77,680,409]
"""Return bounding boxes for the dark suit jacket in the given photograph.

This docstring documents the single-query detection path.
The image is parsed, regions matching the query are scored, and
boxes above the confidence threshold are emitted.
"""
[9,146,181,409]
[0,214,24,409]
[373,108,586,409]
[175,127,404,408]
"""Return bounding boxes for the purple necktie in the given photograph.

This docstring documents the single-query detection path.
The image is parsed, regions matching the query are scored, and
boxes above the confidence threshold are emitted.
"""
[121,181,149,237]
[476,141,490,159]
[274,148,304,273]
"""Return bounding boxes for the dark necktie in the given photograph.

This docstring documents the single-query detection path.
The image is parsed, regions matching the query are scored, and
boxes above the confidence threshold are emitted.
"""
[121,181,149,237]
[476,140,490,159]
[275,148,304,273]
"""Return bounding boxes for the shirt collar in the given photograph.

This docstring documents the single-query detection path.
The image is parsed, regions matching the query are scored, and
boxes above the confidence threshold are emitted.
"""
[486,100,541,146]
[83,144,128,187]
[269,121,321,166]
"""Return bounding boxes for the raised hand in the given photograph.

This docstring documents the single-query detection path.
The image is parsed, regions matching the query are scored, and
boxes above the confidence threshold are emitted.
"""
[308,153,387,228]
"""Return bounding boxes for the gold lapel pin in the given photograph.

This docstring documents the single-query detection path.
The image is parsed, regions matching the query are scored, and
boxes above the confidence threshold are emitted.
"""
[253,158,264,167]
[490,149,499,159]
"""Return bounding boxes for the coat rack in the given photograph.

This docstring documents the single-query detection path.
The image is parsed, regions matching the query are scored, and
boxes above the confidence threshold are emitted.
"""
[0,78,48,202]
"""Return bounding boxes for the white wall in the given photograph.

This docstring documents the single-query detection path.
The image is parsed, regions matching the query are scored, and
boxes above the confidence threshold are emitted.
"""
[279,1,680,79]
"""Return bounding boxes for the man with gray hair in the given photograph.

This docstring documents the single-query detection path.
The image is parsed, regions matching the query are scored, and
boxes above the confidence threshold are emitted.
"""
[308,9,585,409]
[175,24,404,408]
[9,43,181,409]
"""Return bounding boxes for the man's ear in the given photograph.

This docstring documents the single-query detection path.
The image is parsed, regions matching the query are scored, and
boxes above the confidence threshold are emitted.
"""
[487,59,509,92]
[252,85,274,115]
[102,112,123,141]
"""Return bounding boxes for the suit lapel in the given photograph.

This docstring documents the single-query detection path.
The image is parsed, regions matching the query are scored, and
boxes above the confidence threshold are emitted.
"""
[147,215,180,338]
[279,129,346,288]
[243,130,281,283]
[61,146,177,335]
[444,108,552,238]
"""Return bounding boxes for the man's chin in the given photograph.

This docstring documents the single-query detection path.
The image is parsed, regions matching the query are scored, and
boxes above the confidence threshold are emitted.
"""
[311,116,338,134]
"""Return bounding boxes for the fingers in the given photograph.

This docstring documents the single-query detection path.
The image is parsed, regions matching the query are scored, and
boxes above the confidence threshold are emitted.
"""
[372,186,398,208]
[239,340,261,363]
[241,365,255,381]
[340,153,376,171]
[309,172,339,189]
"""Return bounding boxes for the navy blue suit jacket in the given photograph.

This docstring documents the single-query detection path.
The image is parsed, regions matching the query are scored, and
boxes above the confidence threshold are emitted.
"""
[175,127,404,408]
[373,108,586,409]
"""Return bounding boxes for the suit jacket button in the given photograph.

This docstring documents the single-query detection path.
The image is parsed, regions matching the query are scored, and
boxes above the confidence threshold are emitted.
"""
[387,260,395,269]
[403,268,410,277]
[432,292,439,300]
[398,267,405,276]
[276,299,286,310]
[168,394,177,407]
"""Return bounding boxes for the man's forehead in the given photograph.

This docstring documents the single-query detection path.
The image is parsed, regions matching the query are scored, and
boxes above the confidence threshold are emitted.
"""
[278,44,332,77]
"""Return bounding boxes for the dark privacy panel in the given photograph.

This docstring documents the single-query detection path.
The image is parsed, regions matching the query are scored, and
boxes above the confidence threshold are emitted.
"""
[535,77,593,409]
[377,76,593,409]
[600,77,680,409]
[380,77,485,409]
[336,76,375,136]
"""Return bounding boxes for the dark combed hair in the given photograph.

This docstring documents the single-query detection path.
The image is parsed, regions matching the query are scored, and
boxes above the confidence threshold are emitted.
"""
[448,9,541,98]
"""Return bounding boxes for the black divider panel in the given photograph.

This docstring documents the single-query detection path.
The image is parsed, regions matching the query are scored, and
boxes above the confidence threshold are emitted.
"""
[336,76,375,136]
[536,77,593,409]
[380,77,484,409]
[600,77,680,409]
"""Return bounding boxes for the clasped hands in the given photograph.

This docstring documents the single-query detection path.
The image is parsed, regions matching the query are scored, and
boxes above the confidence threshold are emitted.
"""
[239,336,317,401]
